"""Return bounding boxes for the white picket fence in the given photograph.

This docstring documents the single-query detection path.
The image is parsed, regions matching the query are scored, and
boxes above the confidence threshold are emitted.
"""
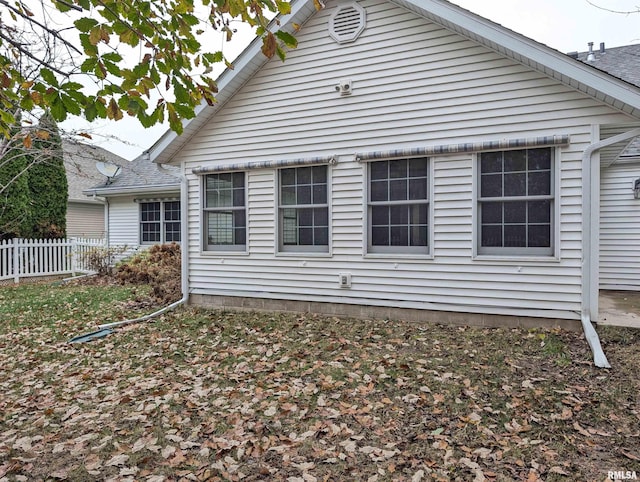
[0,237,106,283]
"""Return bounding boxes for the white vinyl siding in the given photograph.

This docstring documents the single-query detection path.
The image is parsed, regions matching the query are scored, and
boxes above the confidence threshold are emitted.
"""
[108,196,140,247]
[66,202,104,238]
[600,161,640,290]
[178,0,636,321]
[107,194,180,248]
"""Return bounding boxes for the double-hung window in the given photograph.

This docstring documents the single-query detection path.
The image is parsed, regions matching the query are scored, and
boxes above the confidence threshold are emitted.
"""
[203,172,246,251]
[367,158,429,254]
[140,201,181,244]
[279,166,329,253]
[478,147,554,256]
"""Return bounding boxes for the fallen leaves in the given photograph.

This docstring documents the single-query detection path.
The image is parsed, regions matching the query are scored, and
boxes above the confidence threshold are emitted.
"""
[0,282,639,480]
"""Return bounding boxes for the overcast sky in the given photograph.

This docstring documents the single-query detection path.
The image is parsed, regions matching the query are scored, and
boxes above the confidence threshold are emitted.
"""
[64,0,640,161]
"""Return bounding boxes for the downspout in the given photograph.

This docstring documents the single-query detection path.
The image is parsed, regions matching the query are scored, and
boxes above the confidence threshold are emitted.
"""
[104,197,109,246]
[97,161,190,330]
[581,126,640,368]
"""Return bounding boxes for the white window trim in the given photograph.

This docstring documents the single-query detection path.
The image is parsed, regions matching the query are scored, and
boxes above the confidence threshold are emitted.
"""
[472,147,561,262]
[275,165,333,257]
[362,156,434,259]
[139,199,181,245]
[201,171,248,253]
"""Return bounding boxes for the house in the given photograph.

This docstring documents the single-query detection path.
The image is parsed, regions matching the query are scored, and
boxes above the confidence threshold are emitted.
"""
[569,43,640,291]
[136,0,640,342]
[84,154,181,249]
[63,141,126,238]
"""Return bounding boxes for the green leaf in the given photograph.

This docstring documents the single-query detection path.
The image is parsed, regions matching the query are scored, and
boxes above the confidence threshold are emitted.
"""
[40,68,58,88]
[119,28,139,47]
[276,0,291,15]
[85,103,98,122]
[80,58,98,74]
[95,61,107,79]
[60,81,84,91]
[102,52,123,63]
[61,94,82,116]
[0,108,15,126]
[181,13,199,26]
[103,59,122,77]
[203,51,224,64]
[54,1,72,12]
[167,103,183,135]
[94,99,107,118]
[50,97,67,122]
[173,102,195,119]
[275,30,297,49]
[149,66,161,85]
[173,81,190,104]
[74,17,99,33]
[132,62,150,79]
[19,94,34,111]
[79,34,98,56]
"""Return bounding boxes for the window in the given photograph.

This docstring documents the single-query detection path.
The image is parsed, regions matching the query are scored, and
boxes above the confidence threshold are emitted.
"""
[164,201,181,242]
[367,158,429,254]
[140,201,181,244]
[279,166,329,252]
[203,172,246,251]
[478,147,553,256]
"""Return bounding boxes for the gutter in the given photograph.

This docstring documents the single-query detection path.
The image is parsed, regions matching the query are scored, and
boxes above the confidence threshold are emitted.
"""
[84,183,180,198]
[581,126,640,368]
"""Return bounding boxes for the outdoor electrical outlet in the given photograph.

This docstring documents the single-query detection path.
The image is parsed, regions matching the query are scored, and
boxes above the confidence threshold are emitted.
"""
[339,272,352,288]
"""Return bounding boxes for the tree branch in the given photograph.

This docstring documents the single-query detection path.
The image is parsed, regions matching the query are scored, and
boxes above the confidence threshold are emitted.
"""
[0,31,71,77]
[0,0,83,55]
[586,0,640,15]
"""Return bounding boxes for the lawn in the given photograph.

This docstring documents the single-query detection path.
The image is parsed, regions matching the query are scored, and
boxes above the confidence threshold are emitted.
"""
[0,280,639,481]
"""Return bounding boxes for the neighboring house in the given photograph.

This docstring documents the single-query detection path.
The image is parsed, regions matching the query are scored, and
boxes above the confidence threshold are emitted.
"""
[133,0,640,330]
[571,43,640,290]
[84,154,181,249]
[63,141,126,238]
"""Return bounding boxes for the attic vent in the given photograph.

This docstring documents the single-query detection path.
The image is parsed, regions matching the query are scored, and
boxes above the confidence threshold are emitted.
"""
[329,2,366,44]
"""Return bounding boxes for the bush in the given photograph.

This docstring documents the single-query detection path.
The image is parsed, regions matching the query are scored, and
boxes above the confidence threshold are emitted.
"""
[116,243,181,304]
[82,245,128,276]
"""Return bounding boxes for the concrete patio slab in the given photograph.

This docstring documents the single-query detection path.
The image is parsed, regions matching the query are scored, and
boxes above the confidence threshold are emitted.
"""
[598,291,640,328]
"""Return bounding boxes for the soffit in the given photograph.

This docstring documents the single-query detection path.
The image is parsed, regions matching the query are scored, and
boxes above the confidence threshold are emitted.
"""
[600,123,640,167]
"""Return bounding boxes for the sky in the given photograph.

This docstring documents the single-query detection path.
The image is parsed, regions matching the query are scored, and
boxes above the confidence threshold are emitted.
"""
[62,0,640,161]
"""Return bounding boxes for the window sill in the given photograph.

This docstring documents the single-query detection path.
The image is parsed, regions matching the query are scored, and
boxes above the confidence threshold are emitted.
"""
[200,249,250,257]
[276,251,332,258]
[363,253,433,261]
[473,254,560,263]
